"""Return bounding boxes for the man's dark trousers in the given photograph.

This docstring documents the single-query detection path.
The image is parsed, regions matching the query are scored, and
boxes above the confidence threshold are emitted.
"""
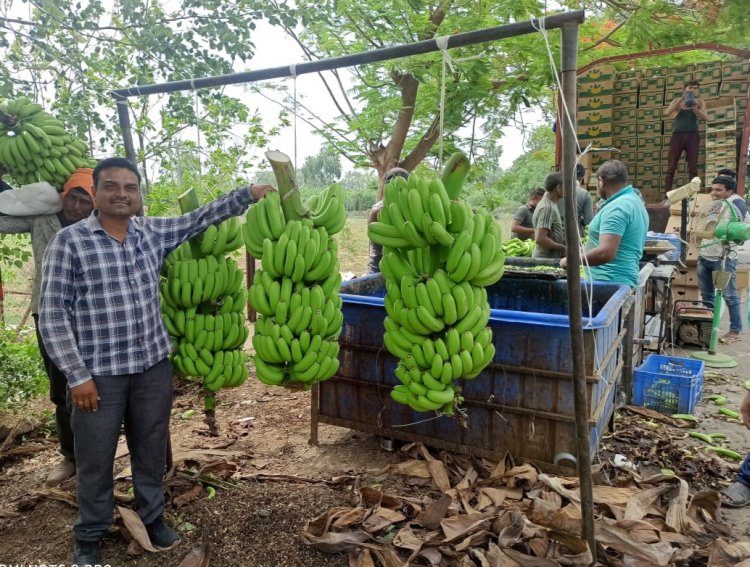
[71,358,173,542]
[664,130,700,191]
[33,314,74,461]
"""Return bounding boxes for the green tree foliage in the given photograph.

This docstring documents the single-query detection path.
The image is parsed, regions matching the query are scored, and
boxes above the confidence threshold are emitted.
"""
[0,1,280,193]
[0,234,31,269]
[299,144,342,187]
[567,0,750,67]
[249,0,554,190]
[0,328,47,411]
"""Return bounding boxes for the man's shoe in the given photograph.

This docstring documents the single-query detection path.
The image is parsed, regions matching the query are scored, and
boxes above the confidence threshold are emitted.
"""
[46,458,75,485]
[72,539,100,567]
[146,516,181,548]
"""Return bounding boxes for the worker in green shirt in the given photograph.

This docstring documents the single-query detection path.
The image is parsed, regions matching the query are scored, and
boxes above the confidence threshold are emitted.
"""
[560,160,648,287]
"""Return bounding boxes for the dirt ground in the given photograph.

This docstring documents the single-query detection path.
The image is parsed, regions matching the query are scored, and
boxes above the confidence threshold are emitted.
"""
[0,232,749,564]
[0,374,404,566]
[1,349,749,566]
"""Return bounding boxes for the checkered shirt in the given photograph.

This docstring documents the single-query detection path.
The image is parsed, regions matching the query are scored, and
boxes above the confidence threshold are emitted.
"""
[39,187,252,387]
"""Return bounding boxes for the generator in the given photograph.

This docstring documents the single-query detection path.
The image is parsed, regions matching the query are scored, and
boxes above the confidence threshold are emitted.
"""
[672,300,713,347]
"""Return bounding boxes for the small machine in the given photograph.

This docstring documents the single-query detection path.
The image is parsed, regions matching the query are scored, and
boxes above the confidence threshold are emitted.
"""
[672,300,713,347]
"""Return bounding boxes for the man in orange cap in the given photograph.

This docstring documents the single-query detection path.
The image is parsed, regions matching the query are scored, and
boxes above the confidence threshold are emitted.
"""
[0,168,94,484]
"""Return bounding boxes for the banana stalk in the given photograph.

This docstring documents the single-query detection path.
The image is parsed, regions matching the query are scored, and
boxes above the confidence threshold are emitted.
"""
[265,150,309,222]
[441,151,471,200]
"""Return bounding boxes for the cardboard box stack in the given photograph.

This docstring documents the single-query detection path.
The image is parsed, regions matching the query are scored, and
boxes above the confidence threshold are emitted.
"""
[577,65,615,174]
[665,194,710,301]
[585,58,748,204]
[704,98,737,186]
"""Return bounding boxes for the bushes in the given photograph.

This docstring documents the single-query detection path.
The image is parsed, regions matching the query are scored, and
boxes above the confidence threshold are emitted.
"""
[0,328,48,412]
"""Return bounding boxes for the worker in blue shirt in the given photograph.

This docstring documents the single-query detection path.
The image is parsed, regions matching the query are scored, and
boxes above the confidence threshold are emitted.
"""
[560,160,648,288]
[39,157,274,567]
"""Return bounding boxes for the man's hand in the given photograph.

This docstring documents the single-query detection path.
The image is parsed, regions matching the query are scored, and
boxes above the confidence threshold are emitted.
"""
[71,380,100,412]
[559,257,567,270]
[249,184,276,201]
[741,391,750,432]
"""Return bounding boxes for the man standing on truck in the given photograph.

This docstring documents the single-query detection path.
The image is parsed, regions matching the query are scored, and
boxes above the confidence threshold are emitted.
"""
[560,160,648,288]
[663,81,708,197]
[511,187,544,240]
[532,172,566,259]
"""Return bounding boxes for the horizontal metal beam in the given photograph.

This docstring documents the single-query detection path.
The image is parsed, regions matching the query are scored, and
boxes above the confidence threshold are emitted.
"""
[111,10,585,99]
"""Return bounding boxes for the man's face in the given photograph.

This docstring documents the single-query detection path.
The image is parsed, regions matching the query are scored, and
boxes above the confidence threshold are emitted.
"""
[94,167,141,219]
[684,84,699,96]
[61,189,94,223]
[710,182,731,201]
[529,195,542,209]
[555,184,564,199]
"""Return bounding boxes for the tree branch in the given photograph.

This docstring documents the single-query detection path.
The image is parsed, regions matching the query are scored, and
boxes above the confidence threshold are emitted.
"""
[583,18,629,51]
[400,113,441,171]
[382,70,419,169]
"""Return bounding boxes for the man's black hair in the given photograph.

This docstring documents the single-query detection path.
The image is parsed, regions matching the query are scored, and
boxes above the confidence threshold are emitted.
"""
[712,174,737,193]
[93,157,141,189]
[576,163,586,178]
[597,160,629,184]
[685,80,700,88]
[544,172,563,192]
[529,187,545,199]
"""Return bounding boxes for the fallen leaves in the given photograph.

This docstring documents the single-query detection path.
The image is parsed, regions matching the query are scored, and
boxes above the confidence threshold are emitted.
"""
[302,442,750,566]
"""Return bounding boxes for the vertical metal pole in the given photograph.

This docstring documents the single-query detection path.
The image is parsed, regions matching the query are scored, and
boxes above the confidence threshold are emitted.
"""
[114,95,137,164]
[680,199,688,264]
[560,21,597,564]
[621,296,636,403]
[114,94,144,216]
[310,383,320,446]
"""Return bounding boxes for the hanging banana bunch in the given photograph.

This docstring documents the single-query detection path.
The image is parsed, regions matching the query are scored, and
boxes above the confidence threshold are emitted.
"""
[161,216,250,394]
[0,95,97,187]
[244,151,345,388]
[368,152,505,414]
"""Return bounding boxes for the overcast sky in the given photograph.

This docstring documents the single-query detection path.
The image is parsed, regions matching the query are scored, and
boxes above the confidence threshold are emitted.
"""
[241,20,543,173]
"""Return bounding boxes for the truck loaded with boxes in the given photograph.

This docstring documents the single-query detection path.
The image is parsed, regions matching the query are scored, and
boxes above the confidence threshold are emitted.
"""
[569,49,749,204]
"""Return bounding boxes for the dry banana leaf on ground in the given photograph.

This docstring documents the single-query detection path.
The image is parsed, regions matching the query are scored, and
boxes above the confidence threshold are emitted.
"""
[302,443,749,566]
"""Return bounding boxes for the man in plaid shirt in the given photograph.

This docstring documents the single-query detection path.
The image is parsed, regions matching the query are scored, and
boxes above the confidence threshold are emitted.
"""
[39,157,274,566]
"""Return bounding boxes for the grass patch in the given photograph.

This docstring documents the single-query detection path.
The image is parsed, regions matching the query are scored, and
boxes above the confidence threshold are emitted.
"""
[0,327,48,412]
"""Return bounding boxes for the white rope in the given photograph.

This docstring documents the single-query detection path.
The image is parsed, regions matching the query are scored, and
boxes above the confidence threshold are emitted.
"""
[434,36,485,167]
[193,81,203,193]
[435,36,450,167]
[532,16,606,369]
[290,63,298,169]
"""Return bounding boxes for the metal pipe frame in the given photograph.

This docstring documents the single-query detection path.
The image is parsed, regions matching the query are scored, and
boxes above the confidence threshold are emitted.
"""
[111,11,584,101]
[560,20,597,563]
[112,9,592,556]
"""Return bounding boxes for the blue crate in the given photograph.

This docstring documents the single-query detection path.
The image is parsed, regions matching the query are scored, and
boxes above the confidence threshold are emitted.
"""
[633,354,704,415]
[319,273,630,469]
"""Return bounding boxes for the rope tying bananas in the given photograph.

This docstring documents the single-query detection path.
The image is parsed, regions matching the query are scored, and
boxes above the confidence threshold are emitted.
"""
[160,216,250,392]
[0,95,97,187]
[368,152,505,414]
[245,183,346,387]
